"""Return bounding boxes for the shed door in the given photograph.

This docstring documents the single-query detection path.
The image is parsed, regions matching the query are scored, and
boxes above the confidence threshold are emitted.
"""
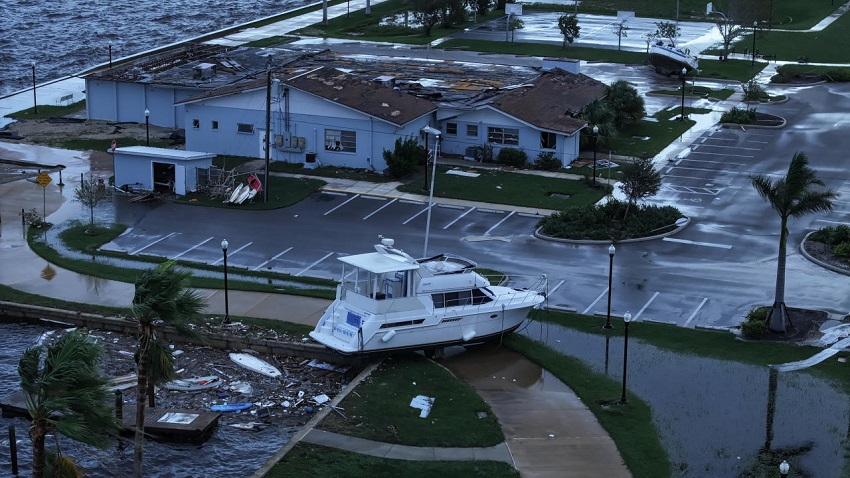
[174,165,186,195]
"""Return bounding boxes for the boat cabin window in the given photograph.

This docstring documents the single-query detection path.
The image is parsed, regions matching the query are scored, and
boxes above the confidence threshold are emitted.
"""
[342,268,409,300]
[432,288,492,308]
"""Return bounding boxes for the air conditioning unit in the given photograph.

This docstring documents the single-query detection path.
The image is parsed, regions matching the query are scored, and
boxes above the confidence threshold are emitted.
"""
[192,63,216,80]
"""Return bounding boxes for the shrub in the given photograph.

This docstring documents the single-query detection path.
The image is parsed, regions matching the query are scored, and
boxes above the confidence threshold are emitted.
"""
[537,200,683,241]
[534,152,562,171]
[740,307,769,339]
[834,242,850,258]
[496,147,528,168]
[20,208,50,228]
[720,107,757,124]
[810,224,850,245]
[383,137,422,179]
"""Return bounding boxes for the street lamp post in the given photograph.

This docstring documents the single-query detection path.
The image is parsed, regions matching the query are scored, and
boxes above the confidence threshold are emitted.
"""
[779,460,790,478]
[679,67,687,120]
[592,125,599,185]
[31,62,38,114]
[751,21,757,66]
[422,132,441,257]
[421,126,441,192]
[604,243,615,329]
[144,109,150,146]
[618,311,633,404]
[221,239,230,324]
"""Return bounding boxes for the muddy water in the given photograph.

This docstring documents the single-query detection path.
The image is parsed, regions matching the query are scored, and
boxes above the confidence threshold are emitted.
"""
[0,322,293,477]
[522,322,850,477]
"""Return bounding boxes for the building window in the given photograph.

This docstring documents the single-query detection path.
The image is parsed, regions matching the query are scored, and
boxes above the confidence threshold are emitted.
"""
[487,127,519,145]
[324,129,356,152]
[541,131,556,149]
[237,123,254,134]
[211,121,219,131]
[466,124,478,137]
[446,123,457,135]
[192,119,200,129]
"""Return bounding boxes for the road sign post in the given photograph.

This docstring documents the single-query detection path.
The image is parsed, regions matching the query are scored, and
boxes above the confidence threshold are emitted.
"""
[36,171,52,221]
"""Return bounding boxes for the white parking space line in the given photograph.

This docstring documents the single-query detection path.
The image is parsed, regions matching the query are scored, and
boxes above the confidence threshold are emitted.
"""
[297,252,335,277]
[444,207,476,229]
[703,137,736,142]
[663,173,732,184]
[130,232,177,256]
[253,247,293,271]
[400,199,425,205]
[172,236,214,259]
[666,165,746,174]
[212,241,253,265]
[403,205,431,224]
[632,292,659,322]
[662,237,733,249]
[683,297,709,328]
[363,198,398,220]
[582,288,607,315]
[815,219,850,226]
[323,191,348,197]
[360,196,387,201]
[692,144,761,151]
[685,151,754,158]
[324,194,359,216]
[675,158,746,166]
[485,211,515,235]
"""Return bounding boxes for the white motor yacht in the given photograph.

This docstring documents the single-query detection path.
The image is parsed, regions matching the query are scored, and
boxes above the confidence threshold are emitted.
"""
[309,237,547,355]
[648,39,699,76]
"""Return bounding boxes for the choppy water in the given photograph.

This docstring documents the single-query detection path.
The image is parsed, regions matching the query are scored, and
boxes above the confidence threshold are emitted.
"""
[0,322,292,477]
[1,0,312,96]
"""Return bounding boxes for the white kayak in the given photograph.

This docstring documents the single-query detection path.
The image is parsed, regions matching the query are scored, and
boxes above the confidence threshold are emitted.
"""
[162,375,222,392]
[229,353,282,378]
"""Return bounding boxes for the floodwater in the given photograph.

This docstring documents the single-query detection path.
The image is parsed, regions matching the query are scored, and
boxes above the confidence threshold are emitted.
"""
[521,321,850,477]
[0,322,294,477]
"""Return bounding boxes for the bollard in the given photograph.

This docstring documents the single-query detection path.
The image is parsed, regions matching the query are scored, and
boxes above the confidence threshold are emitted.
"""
[114,389,123,419]
[58,169,64,187]
[21,208,25,226]
[9,425,18,475]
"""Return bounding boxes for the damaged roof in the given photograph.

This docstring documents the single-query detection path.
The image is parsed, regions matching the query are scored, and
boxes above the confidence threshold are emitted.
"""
[487,68,607,134]
[284,66,437,126]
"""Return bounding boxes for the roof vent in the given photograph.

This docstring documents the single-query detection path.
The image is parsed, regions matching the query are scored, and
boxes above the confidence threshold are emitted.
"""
[193,63,217,80]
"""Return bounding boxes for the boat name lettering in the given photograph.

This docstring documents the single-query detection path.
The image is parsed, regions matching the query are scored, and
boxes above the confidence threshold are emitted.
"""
[334,325,356,337]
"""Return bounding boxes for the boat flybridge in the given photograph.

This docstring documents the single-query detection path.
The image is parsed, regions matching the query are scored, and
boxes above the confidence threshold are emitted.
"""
[309,237,547,355]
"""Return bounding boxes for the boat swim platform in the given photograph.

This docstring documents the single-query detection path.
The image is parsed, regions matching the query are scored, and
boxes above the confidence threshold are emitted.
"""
[122,408,222,443]
[1,390,28,417]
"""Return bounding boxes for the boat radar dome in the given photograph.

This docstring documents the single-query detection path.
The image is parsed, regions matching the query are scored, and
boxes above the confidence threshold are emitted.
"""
[381,237,395,248]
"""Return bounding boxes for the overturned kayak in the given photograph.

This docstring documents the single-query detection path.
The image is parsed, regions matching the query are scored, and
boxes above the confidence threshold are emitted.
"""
[163,376,222,392]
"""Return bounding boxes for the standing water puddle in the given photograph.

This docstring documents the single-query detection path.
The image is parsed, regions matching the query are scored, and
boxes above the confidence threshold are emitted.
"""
[522,322,850,477]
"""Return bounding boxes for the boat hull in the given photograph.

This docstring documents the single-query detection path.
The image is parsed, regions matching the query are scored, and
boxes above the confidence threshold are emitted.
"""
[309,301,539,356]
[648,46,699,76]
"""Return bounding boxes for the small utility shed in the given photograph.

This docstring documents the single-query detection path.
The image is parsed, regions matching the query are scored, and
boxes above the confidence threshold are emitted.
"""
[113,146,215,196]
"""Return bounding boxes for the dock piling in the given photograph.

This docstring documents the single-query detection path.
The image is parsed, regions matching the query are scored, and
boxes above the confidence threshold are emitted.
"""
[9,425,19,475]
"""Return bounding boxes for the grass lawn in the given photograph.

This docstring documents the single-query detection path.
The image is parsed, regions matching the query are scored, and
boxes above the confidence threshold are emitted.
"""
[606,107,710,159]
[269,444,519,478]
[318,353,505,447]
[649,86,736,101]
[269,161,395,182]
[398,166,607,210]
[8,101,87,120]
[176,175,326,210]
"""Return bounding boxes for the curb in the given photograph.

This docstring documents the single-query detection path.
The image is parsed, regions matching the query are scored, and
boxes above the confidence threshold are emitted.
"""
[532,217,691,245]
[799,231,850,276]
[250,360,383,478]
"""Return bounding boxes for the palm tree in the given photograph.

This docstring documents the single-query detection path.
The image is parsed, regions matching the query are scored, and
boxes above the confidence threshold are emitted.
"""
[751,152,837,333]
[131,261,205,478]
[18,331,117,478]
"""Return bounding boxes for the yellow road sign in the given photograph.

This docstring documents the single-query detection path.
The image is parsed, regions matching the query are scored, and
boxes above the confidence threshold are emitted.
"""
[36,171,52,187]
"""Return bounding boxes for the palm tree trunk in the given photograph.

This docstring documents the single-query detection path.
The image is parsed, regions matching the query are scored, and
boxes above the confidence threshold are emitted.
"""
[767,218,790,333]
[134,326,151,478]
[30,421,46,478]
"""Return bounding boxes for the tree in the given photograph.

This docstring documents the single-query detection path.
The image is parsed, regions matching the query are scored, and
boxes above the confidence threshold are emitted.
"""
[605,80,645,130]
[654,21,680,42]
[750,152,837,334]
[74,173,111,230]
[412,0,441,36]
[613,20,629,51]
[509,17,524,42]
[18,331,117,478]
[558,14,580,49]
[383,137,423,179]
[579,98,616,147]
[619,158,662,221]
[642,31,658,54]
[132,261,205,478]
[467,0,489,15]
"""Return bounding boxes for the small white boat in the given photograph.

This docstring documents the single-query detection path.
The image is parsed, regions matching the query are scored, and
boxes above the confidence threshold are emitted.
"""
[229,353,282,378]
[648,39,699,76]
[228,184,245,204]
[162,375,222,392]
[309,236,546,355]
